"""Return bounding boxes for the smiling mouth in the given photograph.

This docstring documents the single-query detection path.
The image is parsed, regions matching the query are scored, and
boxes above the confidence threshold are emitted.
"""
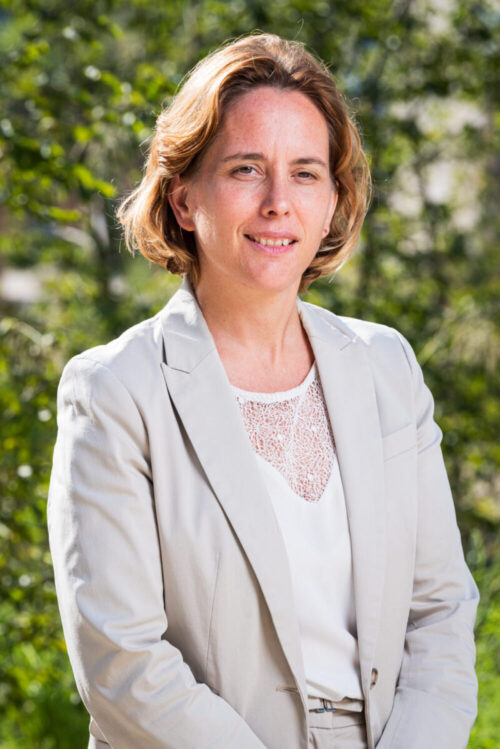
[245,234,297,247]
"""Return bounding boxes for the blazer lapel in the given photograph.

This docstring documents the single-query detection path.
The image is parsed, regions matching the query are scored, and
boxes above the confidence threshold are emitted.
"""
[298,300,386,696]
[159,279,308,704]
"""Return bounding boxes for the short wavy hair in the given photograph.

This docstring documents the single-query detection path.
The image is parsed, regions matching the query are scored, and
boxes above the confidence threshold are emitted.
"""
[116,33,371,292]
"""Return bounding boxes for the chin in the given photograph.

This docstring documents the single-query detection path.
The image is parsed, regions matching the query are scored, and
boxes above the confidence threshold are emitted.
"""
[241,272,302,296]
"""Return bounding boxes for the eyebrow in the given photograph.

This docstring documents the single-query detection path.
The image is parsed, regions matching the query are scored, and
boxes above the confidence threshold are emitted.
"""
[221,152,328,168]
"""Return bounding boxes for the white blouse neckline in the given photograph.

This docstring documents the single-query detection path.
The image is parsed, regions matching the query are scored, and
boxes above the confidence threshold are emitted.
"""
[230,362,317,403]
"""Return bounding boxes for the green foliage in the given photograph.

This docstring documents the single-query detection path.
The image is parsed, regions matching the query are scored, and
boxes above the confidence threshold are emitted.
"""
[0,0,498,745]
[467,532,500,748]
[0,317,89,746]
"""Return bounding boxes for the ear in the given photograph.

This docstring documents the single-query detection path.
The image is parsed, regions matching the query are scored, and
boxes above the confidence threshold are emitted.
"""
[167,174,196,232]
[323,187,339,237]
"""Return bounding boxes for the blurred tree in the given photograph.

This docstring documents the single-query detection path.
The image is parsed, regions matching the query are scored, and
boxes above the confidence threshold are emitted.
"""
[0,0,498,745]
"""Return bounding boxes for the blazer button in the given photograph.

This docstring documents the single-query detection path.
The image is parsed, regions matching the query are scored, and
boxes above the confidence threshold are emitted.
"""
[370,668,378,688]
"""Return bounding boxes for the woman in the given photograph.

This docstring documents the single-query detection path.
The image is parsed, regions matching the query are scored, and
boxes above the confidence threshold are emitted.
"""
[48,33,479,749]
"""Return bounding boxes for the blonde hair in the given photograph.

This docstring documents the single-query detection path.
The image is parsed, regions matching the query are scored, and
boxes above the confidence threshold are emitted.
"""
[116,33,371,292]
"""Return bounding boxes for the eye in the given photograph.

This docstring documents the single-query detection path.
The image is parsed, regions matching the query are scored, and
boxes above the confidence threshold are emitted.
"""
[295,170,317,181]
[232,165,257,176]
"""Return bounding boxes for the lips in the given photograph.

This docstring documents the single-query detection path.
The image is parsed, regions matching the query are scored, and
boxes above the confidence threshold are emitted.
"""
[245,234,298,247]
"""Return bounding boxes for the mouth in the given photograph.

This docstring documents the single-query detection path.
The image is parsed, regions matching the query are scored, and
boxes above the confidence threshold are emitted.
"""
[244,234,298,254]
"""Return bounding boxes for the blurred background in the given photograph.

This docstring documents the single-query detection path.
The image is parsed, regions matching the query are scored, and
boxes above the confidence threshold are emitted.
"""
[0,0,498,746]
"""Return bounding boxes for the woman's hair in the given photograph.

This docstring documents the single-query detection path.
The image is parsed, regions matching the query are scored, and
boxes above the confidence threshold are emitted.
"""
[116,33,371,292]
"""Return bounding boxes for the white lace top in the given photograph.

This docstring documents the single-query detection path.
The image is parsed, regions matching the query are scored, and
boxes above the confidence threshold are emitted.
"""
[232,363,363,703]
[232,364,335,503]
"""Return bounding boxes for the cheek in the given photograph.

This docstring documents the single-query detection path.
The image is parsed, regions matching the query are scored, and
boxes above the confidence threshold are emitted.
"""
[295,183,333,216]
[319,193,336,231]
[193,209,215,240]
[211,187,252,229]
[299,199,333,236]
[193,197,243,250]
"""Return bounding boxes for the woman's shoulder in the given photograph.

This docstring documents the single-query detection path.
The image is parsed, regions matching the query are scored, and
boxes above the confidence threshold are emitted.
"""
[301,299,415,361]
[59,308,166,400]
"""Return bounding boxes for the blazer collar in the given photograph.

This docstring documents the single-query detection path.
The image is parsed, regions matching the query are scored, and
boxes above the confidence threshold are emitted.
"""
[159,276,215,373]
[160,276,360,370]
[159,276,386,699]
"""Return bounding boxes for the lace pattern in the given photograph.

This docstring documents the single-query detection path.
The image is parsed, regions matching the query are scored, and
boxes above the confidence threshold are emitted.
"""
[232,364,336,502]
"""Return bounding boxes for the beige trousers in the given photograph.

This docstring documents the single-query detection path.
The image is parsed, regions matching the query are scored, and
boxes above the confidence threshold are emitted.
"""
[308,697,368,749]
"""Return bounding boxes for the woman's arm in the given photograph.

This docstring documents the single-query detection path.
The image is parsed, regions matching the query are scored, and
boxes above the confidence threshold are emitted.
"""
[47,355,266,749]
[375,332,479,749]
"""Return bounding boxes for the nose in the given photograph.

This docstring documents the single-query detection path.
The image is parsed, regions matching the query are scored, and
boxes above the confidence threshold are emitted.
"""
[260,173,291,217]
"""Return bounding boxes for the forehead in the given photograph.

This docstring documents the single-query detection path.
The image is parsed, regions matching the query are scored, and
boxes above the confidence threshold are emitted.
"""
[212,86,330,157]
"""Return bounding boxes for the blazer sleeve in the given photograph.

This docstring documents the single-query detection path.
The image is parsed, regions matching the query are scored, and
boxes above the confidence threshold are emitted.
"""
[375,332,479,749]
[47,355,266,749]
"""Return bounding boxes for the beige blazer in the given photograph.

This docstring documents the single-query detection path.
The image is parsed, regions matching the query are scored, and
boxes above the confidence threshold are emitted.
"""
[48,277,479,749]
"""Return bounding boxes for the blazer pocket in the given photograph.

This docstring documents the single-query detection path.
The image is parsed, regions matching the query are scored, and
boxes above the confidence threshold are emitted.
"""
[382,423,417,461]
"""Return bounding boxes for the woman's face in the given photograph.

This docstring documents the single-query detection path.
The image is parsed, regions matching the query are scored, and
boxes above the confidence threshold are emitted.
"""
[169,86,338,296]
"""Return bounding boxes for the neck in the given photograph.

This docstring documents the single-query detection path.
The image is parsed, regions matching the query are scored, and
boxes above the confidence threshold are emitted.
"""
[194,274,311,375]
